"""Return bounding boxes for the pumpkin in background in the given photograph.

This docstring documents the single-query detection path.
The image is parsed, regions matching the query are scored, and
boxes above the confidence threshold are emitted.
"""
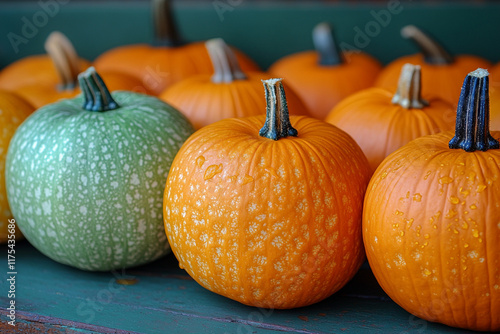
[326,63,455,172]
[489,64,500,130]
[375,25,491,107]
[0,32,146,109]
[0,91,34,243]
[268,22,382,119]
[363,68,499,331]
[160,38,309,129]
[164,78,371,309]
[94,0,259,96]
[5,67,194,271]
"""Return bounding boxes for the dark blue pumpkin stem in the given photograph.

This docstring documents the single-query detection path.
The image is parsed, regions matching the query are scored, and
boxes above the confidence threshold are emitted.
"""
[449,68,499,152]
[78,67,119,112]
[313,23,343,66]
[259,79,298,141]
[152,0,183,47]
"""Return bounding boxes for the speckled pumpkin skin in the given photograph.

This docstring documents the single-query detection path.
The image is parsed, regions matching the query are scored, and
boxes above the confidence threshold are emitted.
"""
[164,115,371,309]
[6,92,194,271]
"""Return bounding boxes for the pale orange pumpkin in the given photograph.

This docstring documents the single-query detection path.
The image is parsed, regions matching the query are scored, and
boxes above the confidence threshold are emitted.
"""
[326,63,456,172]
[375,25,491,107]
[0,32,146,108]
[364,68,499,331]
[163,78,371,309]
[160,38,309,129]
[269,22,382,119]
[0,90,34,243]
[94,0,259,95]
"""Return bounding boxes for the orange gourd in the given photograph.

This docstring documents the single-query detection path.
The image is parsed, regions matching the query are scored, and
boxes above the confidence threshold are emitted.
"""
[163,78,371,309]
[94,0,259,95]
[160,38,309,129]
[375,25,491,107]
[0,90,34,243]
[326,63,456,172]
[268,22,382,119]
[363,68,499,331]
[0,32,146,108]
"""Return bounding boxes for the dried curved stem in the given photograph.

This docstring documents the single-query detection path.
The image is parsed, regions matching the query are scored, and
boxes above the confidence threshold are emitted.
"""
[152,0,182,46]
[44,31,82,90]
[206,38,247,83]
[312,22,342,66]
[392,63,428,109]
[401,25,453,65]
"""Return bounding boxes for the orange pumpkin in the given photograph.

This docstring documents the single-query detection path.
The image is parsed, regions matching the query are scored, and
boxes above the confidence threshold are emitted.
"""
[0,32,146,108]
[363,68,500,331]
[0,90,34,243]
[489,64,500,130]
[160,38,309,129]
[268,22,382,119]
[94,0,259,95]
[375,25,491,107]
[326,63,456,172]
[163,78,371,309]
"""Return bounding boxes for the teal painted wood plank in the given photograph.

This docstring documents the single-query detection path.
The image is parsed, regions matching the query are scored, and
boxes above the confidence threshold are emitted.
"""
[0,242,479,333]
[0,2,499,70]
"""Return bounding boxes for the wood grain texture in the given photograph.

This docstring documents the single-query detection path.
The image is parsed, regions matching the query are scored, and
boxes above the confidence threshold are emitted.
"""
[0,242,477,333]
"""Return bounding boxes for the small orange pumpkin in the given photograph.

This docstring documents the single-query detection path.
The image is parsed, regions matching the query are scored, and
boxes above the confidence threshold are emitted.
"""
[489,64,500,130]
[0,32,145,108]
[326,63,456,172]
[159,38,309,129]
[0,90,34,243]
[163,78,371,309]
[375,25,491,107]
[268,22,382,119]
[94,0,259,95]
[363,68,500,332]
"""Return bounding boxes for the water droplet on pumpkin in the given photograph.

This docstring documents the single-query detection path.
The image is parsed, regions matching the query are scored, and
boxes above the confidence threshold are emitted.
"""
[413,193,422,202]
[439,176,453,184]
[395,210,404,216]
[464,243,469,248]
[449,196,460,204]
[423,269,432,276]
[470,204,477,210]
[462,222,469,230]
[462,265,468,271]
[468,171,476,181]
[460,188,470,197]
[424,171,432,180]
[242,175,254,185]
[196,155,205,168]
[424,234,430,239]
[472,229,479,238]
[405,218,414,228]
[400,231,405,237]
[204,164,223,180]
[476,184,487,193]
[380,172,388,179]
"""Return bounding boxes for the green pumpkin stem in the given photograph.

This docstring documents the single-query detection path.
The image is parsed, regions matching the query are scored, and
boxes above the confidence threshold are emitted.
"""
[449,68,499,152]
[78,67,119,112]
[259,79,298,140]
[44,31,81,91]
[206,38,247,83]
[152,0,182,46]
[313,22,343,66]
[391,63,429,109]
[401,25,453,65]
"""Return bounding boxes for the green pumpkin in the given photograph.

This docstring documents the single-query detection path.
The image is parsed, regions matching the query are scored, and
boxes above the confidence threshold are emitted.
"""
[6,67,194,271]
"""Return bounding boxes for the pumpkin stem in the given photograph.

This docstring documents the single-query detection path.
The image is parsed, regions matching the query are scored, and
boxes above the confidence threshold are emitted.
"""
[152,0,182,46]
[391,63,429,109]
[312,22,343,66]
[44,31,82,91]
[78,67,120,112]
[449,68,499,152]
[259,78,298,141]
[206,38,247,83]
[401,25,453,65]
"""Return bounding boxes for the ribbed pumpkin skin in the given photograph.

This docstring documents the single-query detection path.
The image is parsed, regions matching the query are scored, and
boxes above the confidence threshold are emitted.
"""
[325,87,456,172]
[363,131,500,331]
[94,43,260,95]
[375,54,492,107]
[268,51,382,119]
[0,91,34,243]
[160,73,309,129]
[490,70,500,130]
[6,92,194,271]
[164,116,371,309]
[0,55,91,91]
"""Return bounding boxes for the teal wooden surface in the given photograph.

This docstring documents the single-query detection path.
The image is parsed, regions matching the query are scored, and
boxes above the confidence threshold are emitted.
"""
[0,241,478,333]
[0,1,500,70]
